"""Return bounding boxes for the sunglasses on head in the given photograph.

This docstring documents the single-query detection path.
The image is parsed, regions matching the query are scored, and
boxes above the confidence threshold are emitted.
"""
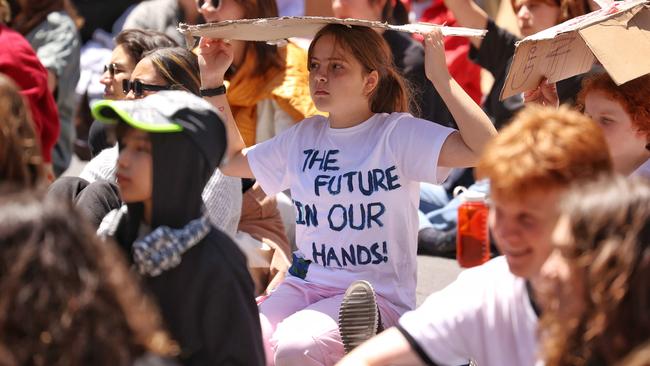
[104,63,118,77]
[197,0,222,9]
[122,79,172,98]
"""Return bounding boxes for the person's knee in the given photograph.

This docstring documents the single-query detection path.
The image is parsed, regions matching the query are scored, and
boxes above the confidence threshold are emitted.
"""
[47,176,89,202]
[274,335,324,366]
[272,319,343,366]
[76,181,121,228]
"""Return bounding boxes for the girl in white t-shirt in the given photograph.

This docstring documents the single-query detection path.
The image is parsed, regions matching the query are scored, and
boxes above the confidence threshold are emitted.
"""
[198,24,497,365]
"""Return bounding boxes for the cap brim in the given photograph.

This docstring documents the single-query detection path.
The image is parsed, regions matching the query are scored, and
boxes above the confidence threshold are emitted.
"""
[91,100,183,133]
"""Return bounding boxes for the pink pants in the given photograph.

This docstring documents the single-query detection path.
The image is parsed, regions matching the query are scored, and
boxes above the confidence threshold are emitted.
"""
[258,276,402,366]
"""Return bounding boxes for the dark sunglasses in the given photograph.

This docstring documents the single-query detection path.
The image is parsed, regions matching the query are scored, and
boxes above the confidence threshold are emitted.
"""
[122,79,171,98]
[104,63,118,77]
[197,0,222,9]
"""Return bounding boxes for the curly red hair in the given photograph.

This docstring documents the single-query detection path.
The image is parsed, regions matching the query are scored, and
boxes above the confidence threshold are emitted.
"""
[577,73,650,141]
[476,105,612,201]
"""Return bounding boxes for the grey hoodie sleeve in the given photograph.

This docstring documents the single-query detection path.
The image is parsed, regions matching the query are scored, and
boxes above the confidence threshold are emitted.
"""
[202,169,242,237]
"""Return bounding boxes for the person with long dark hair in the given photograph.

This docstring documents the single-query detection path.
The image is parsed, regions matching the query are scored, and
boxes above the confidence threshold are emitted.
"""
[93,90,265,365]
[197,0,315,296]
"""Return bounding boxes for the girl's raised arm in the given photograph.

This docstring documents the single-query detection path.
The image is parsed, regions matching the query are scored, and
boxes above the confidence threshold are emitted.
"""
[198,37,254,178]
[425,29,498,168]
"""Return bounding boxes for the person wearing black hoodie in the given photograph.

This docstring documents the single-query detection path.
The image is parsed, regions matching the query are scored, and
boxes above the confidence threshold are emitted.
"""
[92,90,266,366]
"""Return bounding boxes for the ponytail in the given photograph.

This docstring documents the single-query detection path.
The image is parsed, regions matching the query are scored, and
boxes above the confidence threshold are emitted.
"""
[370,68,410,114]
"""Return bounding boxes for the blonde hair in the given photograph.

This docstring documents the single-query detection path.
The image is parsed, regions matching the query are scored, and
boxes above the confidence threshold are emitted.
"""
[477,105,612,200]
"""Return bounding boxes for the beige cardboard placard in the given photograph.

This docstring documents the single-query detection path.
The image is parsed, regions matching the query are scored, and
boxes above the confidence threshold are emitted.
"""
[501,0,650,100]
[579,5,650,85]
[177,16,487,44]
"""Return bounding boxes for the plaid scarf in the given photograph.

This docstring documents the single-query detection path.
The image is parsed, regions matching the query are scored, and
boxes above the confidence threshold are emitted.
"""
[133,216,211,277]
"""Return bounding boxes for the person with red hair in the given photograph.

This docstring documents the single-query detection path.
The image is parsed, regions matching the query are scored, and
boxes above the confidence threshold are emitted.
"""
[525,73,650,178]
[577,73,650,177]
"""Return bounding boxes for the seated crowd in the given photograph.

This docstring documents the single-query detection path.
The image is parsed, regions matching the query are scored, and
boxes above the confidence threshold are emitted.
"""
[0,0,648,365]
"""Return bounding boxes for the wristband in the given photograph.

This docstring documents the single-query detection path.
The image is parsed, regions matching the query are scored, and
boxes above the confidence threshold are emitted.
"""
[200,84,226,97]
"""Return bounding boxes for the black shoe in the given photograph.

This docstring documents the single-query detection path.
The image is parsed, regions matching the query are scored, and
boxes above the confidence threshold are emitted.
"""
[338,280,379,354]
[417,227,457,258]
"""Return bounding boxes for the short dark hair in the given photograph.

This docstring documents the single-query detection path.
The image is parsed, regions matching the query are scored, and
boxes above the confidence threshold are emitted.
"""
[115,29,178,64]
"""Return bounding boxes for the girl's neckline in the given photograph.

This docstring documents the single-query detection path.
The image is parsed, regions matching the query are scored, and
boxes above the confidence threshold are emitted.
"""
[326,113,380,134]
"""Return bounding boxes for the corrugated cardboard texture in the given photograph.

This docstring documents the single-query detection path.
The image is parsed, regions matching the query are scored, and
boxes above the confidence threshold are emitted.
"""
[501,0,650,100]
[178,16,486,43]
[580,5,650,85]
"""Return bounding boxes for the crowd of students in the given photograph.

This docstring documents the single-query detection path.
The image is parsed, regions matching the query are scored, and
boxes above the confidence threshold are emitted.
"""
[0,0,648,365]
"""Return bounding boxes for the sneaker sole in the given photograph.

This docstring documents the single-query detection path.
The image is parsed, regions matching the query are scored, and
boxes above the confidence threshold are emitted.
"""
[338,280,379,354]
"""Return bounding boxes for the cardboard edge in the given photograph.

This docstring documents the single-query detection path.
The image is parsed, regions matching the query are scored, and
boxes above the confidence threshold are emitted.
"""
[177,16,487,40]
[577,5,650,85]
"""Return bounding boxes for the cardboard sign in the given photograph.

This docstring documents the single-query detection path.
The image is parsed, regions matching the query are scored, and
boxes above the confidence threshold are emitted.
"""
[177,16,486,44]
[501,0,650,100]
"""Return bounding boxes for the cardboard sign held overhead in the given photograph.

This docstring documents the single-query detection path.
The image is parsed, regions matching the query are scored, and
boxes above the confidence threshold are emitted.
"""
[178,16,486,44]
[501,0,650,100]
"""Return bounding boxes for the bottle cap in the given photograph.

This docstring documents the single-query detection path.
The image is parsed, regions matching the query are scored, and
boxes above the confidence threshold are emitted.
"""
[461,190,487,202]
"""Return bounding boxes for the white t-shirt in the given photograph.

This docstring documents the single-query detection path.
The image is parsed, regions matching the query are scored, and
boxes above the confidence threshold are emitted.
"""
[632,159,650,179]
[399,256,540,366]
[247,113,454,312]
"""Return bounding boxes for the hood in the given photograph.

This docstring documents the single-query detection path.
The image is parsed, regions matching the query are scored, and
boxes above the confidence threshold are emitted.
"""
[92,91,227,244]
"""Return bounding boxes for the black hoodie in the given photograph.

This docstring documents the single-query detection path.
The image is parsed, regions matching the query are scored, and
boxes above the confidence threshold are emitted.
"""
[108,105,265,366]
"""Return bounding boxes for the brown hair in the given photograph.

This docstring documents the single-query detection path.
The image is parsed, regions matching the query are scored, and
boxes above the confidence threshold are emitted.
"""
[143,47,201,96]
[308,24,410,114]
[476,105,612,201]
[115,29,178,65]
[367,0,409,25]
[540,175,650,366]
[511,0,590,23]
[0,191,178,365]
[577,73,650,142]
[0,0,10,23]
[237,0,284,76]
[0,73,44,188]
[10,0,84,34]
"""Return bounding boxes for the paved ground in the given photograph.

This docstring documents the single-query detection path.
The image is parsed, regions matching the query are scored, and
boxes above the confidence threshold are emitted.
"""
[65,157,463,306]
[416,256,462,306]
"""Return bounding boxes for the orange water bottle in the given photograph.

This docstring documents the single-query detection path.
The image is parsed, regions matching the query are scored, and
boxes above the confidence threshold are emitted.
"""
[456,190,490,268]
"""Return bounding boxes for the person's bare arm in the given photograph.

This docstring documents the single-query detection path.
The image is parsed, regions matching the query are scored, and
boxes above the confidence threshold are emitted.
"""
[336,328,424,366]
[198,38,254,178]
[47,70,57,93]
[443,0,489,48]
[425,29,497,168]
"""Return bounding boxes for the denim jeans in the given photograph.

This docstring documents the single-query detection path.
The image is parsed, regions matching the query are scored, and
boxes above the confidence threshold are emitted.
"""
[418,179,490,232]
